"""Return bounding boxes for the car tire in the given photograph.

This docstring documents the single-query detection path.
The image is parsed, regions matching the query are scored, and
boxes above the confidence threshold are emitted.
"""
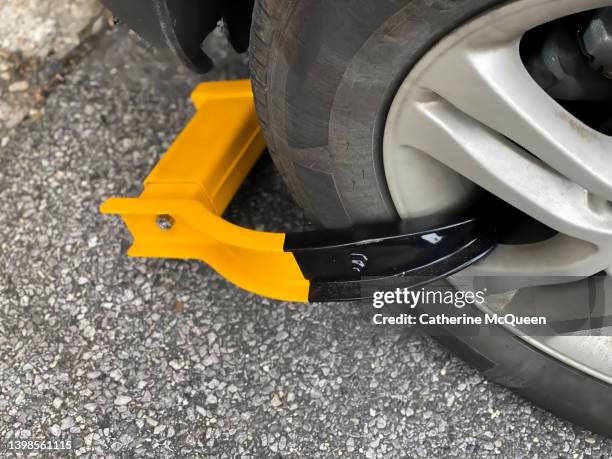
[249,0,612,437]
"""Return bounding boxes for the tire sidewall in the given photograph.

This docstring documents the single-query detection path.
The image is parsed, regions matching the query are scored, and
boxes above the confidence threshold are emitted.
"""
[256,0,509,227]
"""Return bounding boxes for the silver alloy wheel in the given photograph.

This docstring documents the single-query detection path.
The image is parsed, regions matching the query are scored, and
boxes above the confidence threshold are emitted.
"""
[383,0,612,381]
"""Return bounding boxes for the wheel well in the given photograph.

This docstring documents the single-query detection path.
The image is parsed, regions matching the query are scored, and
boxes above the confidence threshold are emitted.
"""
[98,0,254,73]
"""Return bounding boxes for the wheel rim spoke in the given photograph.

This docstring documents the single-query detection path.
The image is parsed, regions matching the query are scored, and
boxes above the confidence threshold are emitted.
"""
[398,96,612,241]
[421,45,612,201]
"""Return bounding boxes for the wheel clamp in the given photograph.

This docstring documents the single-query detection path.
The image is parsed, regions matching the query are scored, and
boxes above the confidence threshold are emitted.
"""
[101,80,496,302]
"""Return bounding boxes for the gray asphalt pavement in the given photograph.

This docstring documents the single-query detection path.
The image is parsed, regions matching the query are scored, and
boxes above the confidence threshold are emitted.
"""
[1,27,611,458]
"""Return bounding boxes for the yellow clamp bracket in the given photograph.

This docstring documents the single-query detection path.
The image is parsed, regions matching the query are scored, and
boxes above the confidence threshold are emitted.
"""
[100,80,310,302]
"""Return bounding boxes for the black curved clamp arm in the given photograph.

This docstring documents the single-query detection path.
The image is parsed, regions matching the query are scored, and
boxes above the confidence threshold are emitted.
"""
[285,216,497,302]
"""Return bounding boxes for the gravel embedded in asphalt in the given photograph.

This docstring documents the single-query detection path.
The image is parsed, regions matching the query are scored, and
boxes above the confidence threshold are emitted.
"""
[1,27,612,458]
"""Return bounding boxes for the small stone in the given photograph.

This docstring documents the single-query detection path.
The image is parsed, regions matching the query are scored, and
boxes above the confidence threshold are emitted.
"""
[276,331,289,341]
[206,394,217,405]
[145,417,158,427]
[114,395,132,406]
[153,425,165,435]
[585,437,596,445]
[203,354,219,366]
[227,384,238,393]
[270,394,282,408]
[52,398,63,409]
[92,16,106,34]
[29,109,43,121]
[49,424,61,437]
[84,403,97,412]
[8,81,29,92]
[60,417,74,430]
[169,360,183,370]
[87,371,101,379]
[82,326,95,339]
